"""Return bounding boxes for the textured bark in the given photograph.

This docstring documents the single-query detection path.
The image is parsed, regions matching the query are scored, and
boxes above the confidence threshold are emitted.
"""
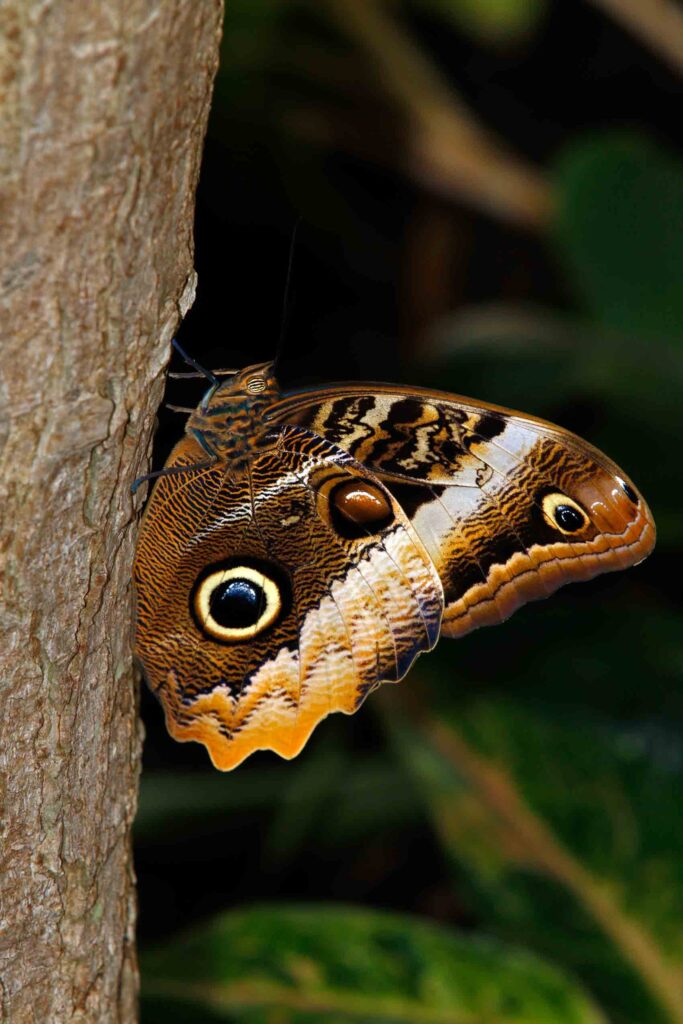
[0,2,223,1021]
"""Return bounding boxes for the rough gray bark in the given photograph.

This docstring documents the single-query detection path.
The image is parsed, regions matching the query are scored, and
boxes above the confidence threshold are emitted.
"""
[0,2,223,1020]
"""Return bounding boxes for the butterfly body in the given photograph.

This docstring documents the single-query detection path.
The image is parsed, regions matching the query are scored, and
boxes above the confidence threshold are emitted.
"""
[134,361,655,770]
[183,361,279,462]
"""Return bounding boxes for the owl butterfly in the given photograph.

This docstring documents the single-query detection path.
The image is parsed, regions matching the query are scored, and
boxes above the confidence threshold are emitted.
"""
[133,356,655,770]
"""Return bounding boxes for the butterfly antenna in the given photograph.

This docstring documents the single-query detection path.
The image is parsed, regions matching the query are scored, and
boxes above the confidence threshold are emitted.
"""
[165,403,197,414]
[273,217,301,375]
[168,368,239,379]
[171,338,219,386]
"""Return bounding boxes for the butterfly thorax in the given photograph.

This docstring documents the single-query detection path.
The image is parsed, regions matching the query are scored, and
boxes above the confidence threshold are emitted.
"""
[185,361,281,460]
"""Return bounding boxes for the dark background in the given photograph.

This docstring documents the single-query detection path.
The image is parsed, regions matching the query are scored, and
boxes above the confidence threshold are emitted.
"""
[137,4,683,1023]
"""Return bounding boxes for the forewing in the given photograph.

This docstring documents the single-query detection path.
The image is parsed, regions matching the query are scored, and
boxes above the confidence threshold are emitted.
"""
[273,385,656,637]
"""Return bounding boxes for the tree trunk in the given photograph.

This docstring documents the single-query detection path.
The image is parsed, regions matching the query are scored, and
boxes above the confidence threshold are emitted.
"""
[0,3,223,1020]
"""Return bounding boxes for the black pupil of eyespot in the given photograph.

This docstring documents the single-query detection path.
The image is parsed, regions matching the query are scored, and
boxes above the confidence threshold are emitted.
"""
[621,481,638,503]
[209,578,264,629]
[555,504,584,531]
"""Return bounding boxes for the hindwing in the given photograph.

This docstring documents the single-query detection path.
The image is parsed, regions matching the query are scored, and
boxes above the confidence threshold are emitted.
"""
[134,425,443,770]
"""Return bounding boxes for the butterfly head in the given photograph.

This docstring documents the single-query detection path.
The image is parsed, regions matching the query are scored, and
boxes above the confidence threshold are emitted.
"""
[199,361,279,412]
[183,361,282,460]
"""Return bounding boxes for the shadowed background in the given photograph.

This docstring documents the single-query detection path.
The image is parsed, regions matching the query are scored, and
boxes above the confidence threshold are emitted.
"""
[137,3,683,1022]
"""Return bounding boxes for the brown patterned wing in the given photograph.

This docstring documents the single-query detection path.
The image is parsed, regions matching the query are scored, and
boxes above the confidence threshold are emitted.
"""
[133,426,443,770]
[270,384,656,637]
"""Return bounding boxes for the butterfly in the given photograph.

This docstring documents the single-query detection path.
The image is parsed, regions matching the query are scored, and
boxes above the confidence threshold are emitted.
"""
[133,352,656,770]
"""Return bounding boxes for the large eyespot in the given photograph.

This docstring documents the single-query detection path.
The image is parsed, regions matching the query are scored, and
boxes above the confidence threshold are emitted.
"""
[542,492,589,535]
[329,479,395,539]
[617,477,639,504]
[192,564,283,642]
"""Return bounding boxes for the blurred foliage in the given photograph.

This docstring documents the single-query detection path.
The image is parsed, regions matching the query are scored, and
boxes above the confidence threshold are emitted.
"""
[141,905,604,1023]
[136,747,424,855]
[137,2,683,1023]
[386,695,683,1024]
[554,135,683,345]
[414,0,548,47]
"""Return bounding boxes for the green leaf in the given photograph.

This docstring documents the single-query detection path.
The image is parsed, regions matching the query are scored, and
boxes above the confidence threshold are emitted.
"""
[553,134,683,345]
[136,746,423,852]
[263,744,348,866]
[135,770,284,842]
[414,0,547,46]
[216,0,285,106]
[141,904,606,1023]
[389,695,683,1024]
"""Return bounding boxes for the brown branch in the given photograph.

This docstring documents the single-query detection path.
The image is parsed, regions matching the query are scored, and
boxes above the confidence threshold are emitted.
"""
[323,0,552,230]
[588,0,683,78]
[0,2,223,1021]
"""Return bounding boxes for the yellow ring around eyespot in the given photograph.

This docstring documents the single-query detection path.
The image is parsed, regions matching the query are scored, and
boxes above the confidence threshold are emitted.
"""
[194,566,281,641]
[541,492,589,535]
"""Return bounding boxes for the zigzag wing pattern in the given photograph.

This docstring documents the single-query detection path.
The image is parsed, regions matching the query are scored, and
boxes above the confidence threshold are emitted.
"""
[274,387,655,638]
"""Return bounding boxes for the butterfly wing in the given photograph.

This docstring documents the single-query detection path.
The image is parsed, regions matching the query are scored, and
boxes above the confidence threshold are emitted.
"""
[133,426,443,770]
[270,384,656,638]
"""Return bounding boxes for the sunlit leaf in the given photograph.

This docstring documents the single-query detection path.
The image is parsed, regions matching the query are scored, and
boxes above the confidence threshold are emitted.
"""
[141,904,606,1023]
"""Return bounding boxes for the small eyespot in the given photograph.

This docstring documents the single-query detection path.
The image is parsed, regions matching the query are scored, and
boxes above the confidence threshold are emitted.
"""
[192,565,281,642]
[618,477,639,504]
[247,376,267,394]
[542,492,589,535]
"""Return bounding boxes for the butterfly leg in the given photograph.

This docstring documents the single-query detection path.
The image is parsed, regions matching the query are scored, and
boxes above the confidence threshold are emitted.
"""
[167,339,239,381]
[131,428,219,495]
[171,338,219,386]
